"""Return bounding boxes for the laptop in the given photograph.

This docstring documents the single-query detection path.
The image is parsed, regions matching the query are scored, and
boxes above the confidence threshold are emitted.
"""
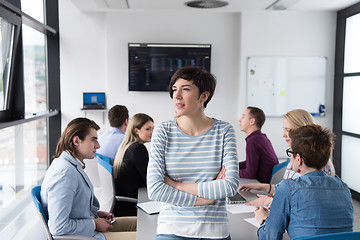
[82,92,106,110]
[226,191,258,204]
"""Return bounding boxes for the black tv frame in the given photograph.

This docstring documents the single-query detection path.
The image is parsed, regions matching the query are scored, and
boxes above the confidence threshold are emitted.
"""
[128,43,211,91]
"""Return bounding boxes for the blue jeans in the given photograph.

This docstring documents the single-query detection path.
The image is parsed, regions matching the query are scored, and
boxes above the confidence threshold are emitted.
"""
[156,234,231,240]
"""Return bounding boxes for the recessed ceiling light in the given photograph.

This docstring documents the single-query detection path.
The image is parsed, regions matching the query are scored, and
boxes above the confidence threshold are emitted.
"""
[185,0,228,9]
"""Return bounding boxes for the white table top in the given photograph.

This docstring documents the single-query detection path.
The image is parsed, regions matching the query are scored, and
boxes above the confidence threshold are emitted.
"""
[136,178,289,240]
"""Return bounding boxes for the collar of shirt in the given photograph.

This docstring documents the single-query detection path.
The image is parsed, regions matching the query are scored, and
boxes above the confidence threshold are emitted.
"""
[245,129,261,141]
[109,126,125,135]
[76,158,86,169]
[303,170,326,177]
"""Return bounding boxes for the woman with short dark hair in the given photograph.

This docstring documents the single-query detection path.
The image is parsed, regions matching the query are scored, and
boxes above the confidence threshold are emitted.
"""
[147,66,240,240]
[255,125,353,240]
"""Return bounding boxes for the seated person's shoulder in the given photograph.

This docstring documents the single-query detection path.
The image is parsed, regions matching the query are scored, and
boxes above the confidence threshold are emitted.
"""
[129,142,146,151]
[50,157,80,175]
[276,177,296,191]
[328,175,351,189]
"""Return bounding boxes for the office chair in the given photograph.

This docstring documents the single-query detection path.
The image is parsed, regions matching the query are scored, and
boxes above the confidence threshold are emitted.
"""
[96,158,115,212]
[96,156,137,213]
[270,159,290,185]
[31,186,97,240]
[94,153,111,164]
[294,231,360,240]
[83,158,102,198]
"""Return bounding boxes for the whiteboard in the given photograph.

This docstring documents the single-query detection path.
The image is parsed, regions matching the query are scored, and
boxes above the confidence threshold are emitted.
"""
[247,57,326,117]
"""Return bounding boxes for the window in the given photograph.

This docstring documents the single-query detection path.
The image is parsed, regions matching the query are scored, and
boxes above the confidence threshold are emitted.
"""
[0,17,14,111]
[344,13,360,74]
[342,76,360,134]
[0,119,47,212]
[334,3,360,201]
[341,135,360,193]
[20,0,44,23]
[22,24,47,115]
[0,0,60,233]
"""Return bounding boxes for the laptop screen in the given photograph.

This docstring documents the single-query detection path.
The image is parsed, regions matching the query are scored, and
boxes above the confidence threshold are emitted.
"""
[83,92,106,109]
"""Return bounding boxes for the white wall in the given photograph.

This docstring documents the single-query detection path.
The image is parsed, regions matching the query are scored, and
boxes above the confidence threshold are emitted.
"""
[104,11,241,144]
[237,11,337,159]
[59,0,107,127]
[59,0,337,160]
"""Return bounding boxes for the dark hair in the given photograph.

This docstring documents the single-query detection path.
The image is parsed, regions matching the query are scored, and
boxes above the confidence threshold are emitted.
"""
[54,118,100,158]
[289,124,335,170]
[108,105,129,127]
[168,66,216,108]
[247,106,265,129]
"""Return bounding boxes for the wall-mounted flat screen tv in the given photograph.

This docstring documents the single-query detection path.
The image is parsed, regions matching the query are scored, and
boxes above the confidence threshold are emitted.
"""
[128,43,211,91]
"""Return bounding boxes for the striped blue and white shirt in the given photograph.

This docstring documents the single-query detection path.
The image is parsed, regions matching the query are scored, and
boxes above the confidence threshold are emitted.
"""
[147,118,240,238]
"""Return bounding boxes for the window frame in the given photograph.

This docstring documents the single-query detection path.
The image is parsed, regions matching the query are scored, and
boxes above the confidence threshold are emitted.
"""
[0,2,22,122]
[0,0,60,162]
[334,1,360,201]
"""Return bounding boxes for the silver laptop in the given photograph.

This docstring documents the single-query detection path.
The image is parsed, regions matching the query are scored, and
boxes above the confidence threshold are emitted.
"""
[226,191,258,204]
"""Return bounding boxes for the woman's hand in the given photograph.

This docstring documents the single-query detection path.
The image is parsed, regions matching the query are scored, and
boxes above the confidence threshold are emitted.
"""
[254,207,269,224]
[95,217,113,232]
[164,175,177,188]
[164,174,216,206]
[239,183,269,192]
[215,167,226,180]
[195,196,215,206]
[245,194,273,208]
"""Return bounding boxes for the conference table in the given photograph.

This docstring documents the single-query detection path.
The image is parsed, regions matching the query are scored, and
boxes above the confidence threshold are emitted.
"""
[136,178,290,240]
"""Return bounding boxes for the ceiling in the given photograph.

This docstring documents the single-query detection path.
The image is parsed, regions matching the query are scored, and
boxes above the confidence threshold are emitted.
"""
[71,0,360,12]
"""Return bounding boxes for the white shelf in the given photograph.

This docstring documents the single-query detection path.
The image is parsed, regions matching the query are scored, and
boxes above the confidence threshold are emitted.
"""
[81,109,107,124]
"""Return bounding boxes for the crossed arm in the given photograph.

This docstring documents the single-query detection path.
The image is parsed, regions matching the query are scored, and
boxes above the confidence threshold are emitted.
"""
[164,167,226,206]
[147,124,240,207]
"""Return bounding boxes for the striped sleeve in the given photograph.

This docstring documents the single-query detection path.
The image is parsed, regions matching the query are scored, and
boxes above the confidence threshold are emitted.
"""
[147,123,197,207]
[198,124,240,199]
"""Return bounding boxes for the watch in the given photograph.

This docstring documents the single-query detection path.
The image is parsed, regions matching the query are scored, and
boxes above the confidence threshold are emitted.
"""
[260,219,266,226]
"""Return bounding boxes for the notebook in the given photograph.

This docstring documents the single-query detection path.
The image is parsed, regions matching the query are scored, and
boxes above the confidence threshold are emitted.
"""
[136,201,162,215]
[82,92,106,109]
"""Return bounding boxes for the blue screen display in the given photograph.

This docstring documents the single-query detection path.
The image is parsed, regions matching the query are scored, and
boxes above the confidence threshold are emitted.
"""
[83,92,105,105]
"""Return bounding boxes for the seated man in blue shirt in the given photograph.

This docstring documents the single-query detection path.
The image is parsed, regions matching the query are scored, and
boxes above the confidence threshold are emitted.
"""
[97,105,129,165]
[239,106,278,183]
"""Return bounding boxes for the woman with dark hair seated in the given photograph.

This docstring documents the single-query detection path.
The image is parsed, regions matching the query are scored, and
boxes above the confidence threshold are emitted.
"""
[255,124,353,240]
